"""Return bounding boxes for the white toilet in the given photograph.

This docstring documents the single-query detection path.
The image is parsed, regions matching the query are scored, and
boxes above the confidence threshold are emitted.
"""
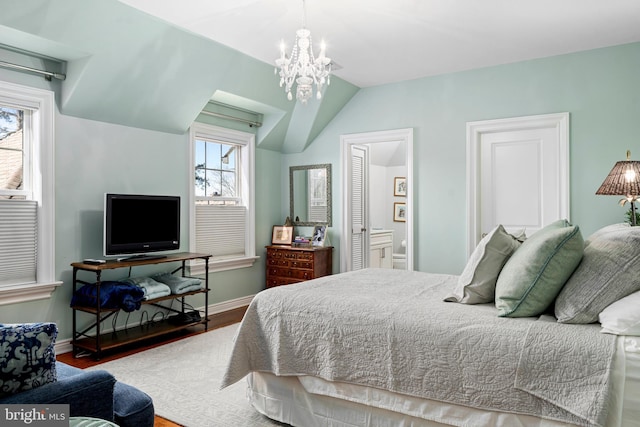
[393,239,407,269]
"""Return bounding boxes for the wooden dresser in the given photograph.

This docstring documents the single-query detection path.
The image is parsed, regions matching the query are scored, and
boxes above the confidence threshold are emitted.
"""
[266,245,333,288]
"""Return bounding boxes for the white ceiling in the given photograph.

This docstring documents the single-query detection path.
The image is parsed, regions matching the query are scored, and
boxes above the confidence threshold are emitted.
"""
[119,0,640,88]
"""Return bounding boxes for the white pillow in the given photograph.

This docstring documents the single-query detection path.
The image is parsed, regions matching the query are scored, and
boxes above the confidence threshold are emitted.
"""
[599,291,640,335]
[444,225,521,304]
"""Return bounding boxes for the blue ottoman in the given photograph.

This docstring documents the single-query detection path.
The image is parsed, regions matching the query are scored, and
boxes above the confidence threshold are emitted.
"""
[114,381,155,427]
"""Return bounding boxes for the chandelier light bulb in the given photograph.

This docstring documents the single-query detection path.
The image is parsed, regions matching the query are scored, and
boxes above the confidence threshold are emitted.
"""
[274,0,332,104]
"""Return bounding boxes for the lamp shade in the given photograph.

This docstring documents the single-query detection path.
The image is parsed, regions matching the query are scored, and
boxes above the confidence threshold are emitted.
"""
[596,159,640,196]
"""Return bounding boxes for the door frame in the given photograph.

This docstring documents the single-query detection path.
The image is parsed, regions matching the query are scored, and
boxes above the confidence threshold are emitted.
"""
[466,113,570,257]
[341,128,414,272]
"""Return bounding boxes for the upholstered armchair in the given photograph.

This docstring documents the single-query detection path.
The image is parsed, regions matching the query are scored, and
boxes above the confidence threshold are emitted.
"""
[0,323,154,427]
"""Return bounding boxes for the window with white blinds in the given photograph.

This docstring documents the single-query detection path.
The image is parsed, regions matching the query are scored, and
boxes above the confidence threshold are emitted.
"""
[0,80,60,304]
[0,200,37,286]
[189,122,257,273]
[195,205,247,259]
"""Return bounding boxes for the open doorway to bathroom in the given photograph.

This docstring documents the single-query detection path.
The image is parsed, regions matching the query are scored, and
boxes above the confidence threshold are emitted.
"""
[340,128,413,272]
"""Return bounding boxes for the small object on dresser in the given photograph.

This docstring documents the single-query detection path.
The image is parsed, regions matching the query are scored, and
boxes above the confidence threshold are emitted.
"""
[312,225,328,247]
[272,225,294,245]
[83,259,106,265]
[293,236,311,247]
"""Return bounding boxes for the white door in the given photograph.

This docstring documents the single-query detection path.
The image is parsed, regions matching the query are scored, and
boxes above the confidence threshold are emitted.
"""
[467,113,570,256]
[350,145,368,270]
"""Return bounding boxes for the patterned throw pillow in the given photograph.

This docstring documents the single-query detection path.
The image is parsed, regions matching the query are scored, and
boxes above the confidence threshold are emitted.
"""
[0,323,58,397]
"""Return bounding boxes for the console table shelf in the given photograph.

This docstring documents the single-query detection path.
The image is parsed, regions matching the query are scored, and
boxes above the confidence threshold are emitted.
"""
[71,252,211,359]
[71,288,206,315]
[72,318,203,353]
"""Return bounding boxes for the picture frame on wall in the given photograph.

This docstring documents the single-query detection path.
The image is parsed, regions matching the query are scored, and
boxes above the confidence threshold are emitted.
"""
[272,225,294,245]
[312,225,327,246]
[394,202,406,222]
[394,177,407,197]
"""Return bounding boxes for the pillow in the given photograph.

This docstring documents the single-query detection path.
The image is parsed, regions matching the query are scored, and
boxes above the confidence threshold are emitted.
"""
[555,224,640,324]
[599,291,640,335]
[584,222,630,246]
[495,219,584,317]
[444,225,521,304]
[0,323,57,397]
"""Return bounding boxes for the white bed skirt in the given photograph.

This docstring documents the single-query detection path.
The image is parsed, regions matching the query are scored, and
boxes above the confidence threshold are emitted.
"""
[247,336,640,427]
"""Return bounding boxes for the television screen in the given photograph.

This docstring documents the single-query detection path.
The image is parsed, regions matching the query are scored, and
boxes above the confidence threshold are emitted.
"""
[104,193,180,259]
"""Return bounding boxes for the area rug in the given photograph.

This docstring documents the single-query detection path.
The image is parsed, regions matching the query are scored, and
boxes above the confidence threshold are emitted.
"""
[87,324,283,427]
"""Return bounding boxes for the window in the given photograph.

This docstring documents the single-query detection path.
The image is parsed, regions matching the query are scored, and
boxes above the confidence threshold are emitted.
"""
[0,81,61,305]
[308,168,328,222]
[190,123,257,273]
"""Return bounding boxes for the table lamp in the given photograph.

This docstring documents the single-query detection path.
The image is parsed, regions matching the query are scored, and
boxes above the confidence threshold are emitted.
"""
[596,150,640,226]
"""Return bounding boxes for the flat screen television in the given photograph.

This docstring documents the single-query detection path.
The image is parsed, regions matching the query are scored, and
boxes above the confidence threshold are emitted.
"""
[104,193,180,260]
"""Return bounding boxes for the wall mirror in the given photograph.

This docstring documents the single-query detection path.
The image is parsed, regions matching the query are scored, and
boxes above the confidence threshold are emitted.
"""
[290,164,332,226]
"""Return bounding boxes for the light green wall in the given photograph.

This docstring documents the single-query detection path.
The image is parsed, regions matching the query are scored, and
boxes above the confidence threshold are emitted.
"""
[2,37,639,342]
[0,69,283,341]
[285,41,640,274]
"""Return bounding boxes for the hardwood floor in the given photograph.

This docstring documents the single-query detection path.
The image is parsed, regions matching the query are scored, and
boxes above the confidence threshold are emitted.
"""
[58,306,247,427]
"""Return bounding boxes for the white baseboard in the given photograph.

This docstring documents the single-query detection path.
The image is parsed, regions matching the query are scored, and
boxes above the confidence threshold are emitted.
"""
[56,294,255,355]
[207,294,254,314]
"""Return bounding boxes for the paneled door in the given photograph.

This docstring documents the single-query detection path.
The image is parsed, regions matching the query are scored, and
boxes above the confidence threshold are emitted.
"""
[466,113,570,256]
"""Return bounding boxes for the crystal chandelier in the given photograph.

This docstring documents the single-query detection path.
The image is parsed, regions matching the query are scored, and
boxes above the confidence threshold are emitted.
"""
[275,0,332,104]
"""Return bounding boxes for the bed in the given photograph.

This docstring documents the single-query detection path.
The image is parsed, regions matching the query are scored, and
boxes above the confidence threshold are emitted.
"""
[221,222,640,427]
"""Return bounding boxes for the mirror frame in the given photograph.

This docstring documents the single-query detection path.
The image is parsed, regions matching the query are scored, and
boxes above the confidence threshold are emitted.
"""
[289,163,332,227]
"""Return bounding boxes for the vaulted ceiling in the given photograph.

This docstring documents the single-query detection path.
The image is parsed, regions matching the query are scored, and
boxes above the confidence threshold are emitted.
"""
[120,0,640,88]
[2,0,640,153]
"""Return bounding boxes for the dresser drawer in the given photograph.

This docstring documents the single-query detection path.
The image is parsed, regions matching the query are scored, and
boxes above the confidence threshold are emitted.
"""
[266,276,301,287]
[289,260,313,269]
[267,257,312,269]
[268,267,313,280]
[267,248,285,259]
[267,258,289,267]
[283,251,314,261]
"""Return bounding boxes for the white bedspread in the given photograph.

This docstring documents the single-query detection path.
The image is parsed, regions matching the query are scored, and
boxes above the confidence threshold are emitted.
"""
[221,269,616,427]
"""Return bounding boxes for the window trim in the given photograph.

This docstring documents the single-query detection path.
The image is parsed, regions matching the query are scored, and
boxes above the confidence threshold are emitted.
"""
[189,123,258,273]
[0,80,62,305]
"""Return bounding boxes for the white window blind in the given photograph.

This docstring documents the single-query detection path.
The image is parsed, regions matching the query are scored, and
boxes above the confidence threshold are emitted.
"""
[195,205,246,259]
[0,199,37,286]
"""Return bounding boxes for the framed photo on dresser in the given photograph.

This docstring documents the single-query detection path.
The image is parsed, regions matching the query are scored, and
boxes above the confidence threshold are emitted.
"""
[312,225,327,247]
[272,225,294,245]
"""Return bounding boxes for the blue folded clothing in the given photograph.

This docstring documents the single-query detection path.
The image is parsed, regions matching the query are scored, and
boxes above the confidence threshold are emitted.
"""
[70,281,145,312]
[120,276,171,300]
[151,273,202,295]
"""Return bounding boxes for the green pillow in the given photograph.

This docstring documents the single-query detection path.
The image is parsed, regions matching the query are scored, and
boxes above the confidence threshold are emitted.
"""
[445,225,522,304]
[495,219,584,317]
